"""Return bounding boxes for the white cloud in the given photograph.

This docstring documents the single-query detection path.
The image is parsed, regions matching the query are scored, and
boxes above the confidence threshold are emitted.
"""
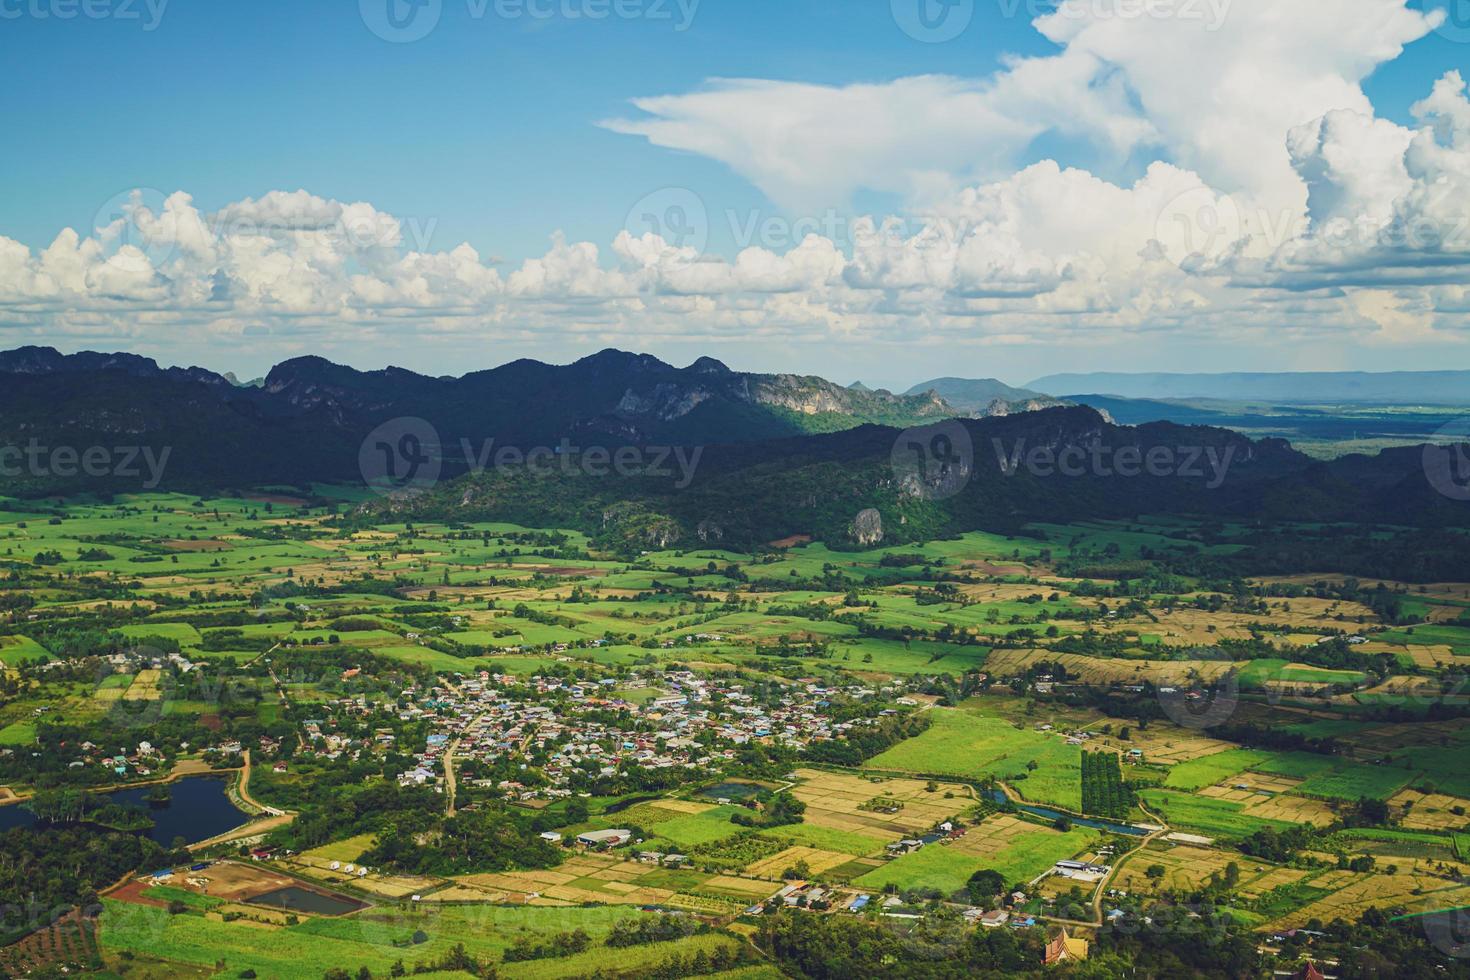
[2,2,1468,367]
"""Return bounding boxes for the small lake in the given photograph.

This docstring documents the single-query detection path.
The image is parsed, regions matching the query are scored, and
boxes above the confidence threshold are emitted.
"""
[984,790,1150,837]
[0,775,249,845]
[245,885,366,916]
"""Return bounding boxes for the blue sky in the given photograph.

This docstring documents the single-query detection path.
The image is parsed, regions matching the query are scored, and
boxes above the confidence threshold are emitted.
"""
[3,1,1470,385]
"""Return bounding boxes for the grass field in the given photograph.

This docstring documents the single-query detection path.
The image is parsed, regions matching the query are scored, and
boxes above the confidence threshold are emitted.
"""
[865,705,1082,810]
[0,636,51,666]
[1163,749,1272,791]
[100,898,732,979]
[0,722,37,745]
[1138,790,1296,839]
[852,818,1099,894]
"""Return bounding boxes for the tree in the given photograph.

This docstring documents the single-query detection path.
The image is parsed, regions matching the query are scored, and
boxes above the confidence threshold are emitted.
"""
[1146,864,1165,879]
[966,868,1006,904]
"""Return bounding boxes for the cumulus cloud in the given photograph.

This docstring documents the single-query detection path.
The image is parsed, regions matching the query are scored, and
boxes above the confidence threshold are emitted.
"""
[1,0,1468,364]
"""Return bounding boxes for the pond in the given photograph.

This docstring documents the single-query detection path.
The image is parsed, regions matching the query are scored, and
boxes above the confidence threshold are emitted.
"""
[983,790,1150,837]
[0,776,250,845]
[245,885,367,916]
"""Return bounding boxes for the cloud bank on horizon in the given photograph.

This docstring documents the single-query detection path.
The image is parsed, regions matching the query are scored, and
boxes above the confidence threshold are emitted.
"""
[4,0,1470,370]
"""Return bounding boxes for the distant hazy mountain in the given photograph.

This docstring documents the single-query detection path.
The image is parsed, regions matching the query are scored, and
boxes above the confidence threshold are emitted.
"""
[905,377,1058,413]
[1028,370,1470,405]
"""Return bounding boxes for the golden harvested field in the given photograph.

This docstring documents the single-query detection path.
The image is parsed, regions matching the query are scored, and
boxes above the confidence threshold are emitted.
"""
[428,884,511,902]
[1363,641,1458,669]
[788,769,969,837]
[283,844,441,899]
[982,649,1236,687]
[299,834,374,865]
[946,814,1068,862]
[744,846,852,880]
[1390,789,1470,831]
[1195,776,1337,825]
[1235,864,1312,900]
[1349,676,1446,703]
[1272,870,1470,930]
[455,854,695,907]
[701,875,783,897]
[123,669,163,700]
[646,799,717,815]
[1191,774,1339,825]
[1090,600,1376,645]
[1110,845,1277,896]
[953,583,1076,603]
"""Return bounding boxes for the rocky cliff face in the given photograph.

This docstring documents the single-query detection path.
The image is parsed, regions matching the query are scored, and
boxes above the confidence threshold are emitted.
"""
[849,508,884,546]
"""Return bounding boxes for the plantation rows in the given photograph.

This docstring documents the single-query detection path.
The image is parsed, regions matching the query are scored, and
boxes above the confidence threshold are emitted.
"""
[1081,750,1135,821]
[0,909,101,976]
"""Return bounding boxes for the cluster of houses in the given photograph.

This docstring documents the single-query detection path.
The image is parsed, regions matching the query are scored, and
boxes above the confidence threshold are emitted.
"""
[336,669,890,800]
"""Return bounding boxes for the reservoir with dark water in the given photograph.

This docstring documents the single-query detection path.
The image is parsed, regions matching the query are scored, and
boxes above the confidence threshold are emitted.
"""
[0,775,250,845]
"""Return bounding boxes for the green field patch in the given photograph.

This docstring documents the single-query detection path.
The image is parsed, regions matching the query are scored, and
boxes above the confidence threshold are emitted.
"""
[0,636,51,666]
[1163,749,1271,791]
[756,823,887,856]
[101,899,648,979]
[1297,764,1414,801]
[1137,789,1294,839]
[1249,752,1341,780]
[853,824,1099,894]
[118,622,204,645]
[641,805,749,849]
[1235,659,1367,689]
[865,705,1082,811]
[0,721,37,745]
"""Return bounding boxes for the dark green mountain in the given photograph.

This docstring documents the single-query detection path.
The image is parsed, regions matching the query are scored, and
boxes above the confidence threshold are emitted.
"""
[0,347,956,494]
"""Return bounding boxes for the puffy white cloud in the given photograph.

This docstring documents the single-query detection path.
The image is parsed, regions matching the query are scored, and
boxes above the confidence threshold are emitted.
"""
[1,1,1468,366]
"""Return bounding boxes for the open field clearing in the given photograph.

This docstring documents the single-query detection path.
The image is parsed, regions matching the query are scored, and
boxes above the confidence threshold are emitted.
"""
[122,669,164,700]
[744,845,853,879]
[1390,790,1470,831]
[10,495,1470,972]
[1110,844,1287,896]
[981,648,1237,687]
[1269,870,1470,931]
[101,897,713,980]
[0,636,51,666]
[1195,777,1339,827]
[1138,790,1295,839]
[852,815,1099,893]
[788,768,972,837]
[1163,749,1271,790]
[862,707,1083,810]
[756,822,888,856]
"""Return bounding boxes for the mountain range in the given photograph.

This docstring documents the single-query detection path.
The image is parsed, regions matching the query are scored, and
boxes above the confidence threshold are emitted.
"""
[2,346,1468,574]
[0,346,961,493]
